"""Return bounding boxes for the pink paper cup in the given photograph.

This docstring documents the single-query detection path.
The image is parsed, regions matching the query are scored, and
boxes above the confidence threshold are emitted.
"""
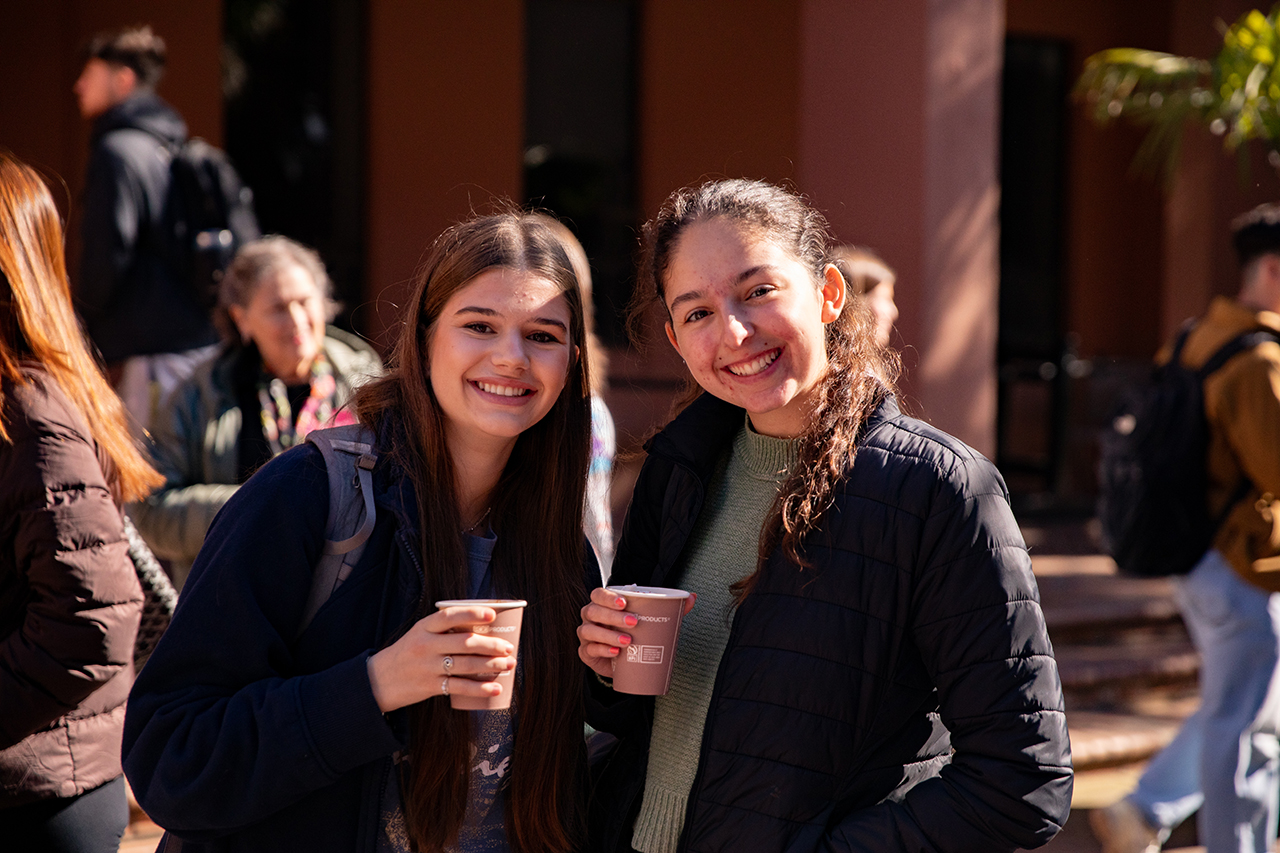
[434,599,526,710]
[605,585,690,695]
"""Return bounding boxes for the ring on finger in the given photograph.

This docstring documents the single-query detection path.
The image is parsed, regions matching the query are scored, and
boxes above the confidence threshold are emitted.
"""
[443,655,454,674]
[441,676,450,697]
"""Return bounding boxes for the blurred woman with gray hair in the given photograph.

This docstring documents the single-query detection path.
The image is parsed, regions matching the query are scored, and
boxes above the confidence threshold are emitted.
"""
[131,236,382,588]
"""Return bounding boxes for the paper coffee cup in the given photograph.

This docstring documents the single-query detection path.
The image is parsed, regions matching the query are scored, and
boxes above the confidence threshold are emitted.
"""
[434,599,526,710]
[605,585,690,695]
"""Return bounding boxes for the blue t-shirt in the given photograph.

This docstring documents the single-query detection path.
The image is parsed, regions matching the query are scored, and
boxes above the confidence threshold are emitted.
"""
[378,531,514,852]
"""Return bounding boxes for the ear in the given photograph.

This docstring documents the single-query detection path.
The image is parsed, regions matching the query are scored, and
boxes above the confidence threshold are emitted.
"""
[228,304,250,341]
[112,64,139,99]
[664,320,683,358]
[820,263,848,324]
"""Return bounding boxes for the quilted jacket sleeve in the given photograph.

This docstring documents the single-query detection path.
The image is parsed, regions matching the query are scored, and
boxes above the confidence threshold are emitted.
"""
[820,452,1073,852]
[130,378,237,564]
[0,380,142,747]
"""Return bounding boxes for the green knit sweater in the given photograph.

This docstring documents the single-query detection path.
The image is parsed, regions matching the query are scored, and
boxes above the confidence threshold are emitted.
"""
[631,419,797,853]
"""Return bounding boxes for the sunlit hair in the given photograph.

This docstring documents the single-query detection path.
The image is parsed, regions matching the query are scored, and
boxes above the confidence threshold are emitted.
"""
[353,208,589,853]
[542,218,609,393]
[831,244,895,296]
[85,25,167,88]
[213,235,337,343]
[633,178,900,592]
[0,150,162,502]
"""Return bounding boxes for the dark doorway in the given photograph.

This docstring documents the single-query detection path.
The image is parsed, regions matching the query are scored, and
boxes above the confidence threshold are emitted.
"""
[524,0,639,344]
[223,0,367,330]
[997,35,1073,498]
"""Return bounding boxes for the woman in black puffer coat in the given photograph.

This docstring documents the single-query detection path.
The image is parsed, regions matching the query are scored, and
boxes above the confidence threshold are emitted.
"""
[578,179,1072,853]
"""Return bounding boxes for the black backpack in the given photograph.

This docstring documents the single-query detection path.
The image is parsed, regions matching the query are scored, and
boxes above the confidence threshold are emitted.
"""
[164,138,261,310]
[1098,324,1278,577]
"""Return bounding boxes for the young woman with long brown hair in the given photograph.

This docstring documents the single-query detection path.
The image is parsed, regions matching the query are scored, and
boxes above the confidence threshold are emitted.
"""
[0,151,161,850]
[123,210,593,852]
[578,179,1073,852]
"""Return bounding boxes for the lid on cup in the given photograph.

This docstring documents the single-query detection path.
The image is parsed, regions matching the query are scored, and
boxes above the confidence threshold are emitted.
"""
[603,584,690,599]
[435,599,528,609]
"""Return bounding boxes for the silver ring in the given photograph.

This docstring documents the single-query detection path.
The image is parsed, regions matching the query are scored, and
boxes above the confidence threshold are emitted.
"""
[443,655,454,673]
[441,676,450,697]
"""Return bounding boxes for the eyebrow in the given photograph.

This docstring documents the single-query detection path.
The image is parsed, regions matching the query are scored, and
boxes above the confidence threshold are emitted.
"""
[666,265,777,313]
[454,305,567,332]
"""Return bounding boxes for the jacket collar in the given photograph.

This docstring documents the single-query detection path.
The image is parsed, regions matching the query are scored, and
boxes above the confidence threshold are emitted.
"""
[91,90,187,146]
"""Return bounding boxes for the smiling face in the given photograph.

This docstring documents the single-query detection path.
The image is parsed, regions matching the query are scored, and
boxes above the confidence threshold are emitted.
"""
[229,262,328,384]
[428,267,574,461]
[662,217,846,438]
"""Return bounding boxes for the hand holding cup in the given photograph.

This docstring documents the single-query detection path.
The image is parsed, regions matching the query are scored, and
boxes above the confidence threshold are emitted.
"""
[367,603,519,713]
[577,585,695,694]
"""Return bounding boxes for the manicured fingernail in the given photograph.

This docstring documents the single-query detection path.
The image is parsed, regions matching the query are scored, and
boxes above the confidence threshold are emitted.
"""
[615,597,627,608]
[618,635,631,645]
[608,647,620,656]
[624,615,638,627]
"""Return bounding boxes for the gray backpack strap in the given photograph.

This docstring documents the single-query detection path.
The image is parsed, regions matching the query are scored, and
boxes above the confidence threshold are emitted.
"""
[297,423,378,639]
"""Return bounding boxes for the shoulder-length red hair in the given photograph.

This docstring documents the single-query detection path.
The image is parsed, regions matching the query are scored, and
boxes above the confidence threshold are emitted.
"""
[0,150,162,502]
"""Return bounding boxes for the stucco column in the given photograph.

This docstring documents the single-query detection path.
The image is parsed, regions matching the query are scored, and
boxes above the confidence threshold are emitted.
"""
[365,1,526,347]
[799,0,1004,456]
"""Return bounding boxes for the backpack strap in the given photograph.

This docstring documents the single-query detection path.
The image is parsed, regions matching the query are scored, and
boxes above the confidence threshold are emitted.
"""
[298,423,379,639]
[1196,327,1280,380]
[1193,326,1280,529]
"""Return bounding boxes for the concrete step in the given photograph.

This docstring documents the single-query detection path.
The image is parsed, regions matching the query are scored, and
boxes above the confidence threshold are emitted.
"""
[1066,709,1189,770]
[1056,632,1198,696]
[1037,571,1182,639]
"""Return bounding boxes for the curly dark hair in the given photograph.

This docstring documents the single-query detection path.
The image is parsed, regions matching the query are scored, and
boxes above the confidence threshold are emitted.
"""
[633,178,900,591]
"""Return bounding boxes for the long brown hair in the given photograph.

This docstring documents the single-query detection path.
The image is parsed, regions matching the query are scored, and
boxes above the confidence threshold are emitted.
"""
[0,150,162,502]
[353,209,589,853]
[634,178,900,590]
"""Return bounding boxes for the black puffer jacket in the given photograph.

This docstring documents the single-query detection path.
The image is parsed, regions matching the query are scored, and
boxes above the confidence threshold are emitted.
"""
[588,393,1072,852]
[78,92,220,362]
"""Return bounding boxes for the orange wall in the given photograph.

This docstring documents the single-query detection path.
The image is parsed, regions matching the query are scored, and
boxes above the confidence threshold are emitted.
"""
[0,1,223,279]
[365,0,526,347]
[0,1,223,193]
[801,0,1003,454]
[637,0,801,216]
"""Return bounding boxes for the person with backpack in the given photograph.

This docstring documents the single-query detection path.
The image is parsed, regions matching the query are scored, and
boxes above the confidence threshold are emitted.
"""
[74,25,258,435]
[122,210,594,852]
[1091,204,1280,853]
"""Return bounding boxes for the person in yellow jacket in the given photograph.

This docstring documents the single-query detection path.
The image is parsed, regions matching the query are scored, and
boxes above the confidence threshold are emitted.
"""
[1094,204,1280,853]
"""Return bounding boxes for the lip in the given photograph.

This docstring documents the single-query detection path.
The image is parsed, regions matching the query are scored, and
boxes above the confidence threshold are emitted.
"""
[721,347,782,379]
[469,378,537,404]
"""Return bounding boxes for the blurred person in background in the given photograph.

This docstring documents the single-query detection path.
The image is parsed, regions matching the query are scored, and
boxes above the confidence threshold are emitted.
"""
[73,25,229,432]
[832,244,899,349]
[130,236,381,589]
[545,219,617,574]
[0,151,161,851]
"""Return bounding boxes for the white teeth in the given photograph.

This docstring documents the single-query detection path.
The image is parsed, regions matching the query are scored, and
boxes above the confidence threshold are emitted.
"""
[727,350,779,377]
[477,381,530,397]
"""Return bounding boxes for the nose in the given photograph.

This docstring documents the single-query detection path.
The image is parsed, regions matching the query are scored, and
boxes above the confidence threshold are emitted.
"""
[491,330,530,372]
[288,302,309,330]
[723,312,753,347]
